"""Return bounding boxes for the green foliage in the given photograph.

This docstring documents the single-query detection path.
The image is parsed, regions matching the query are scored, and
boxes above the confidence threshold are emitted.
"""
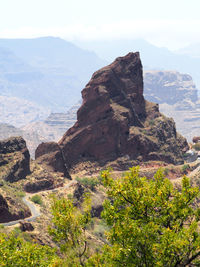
[16,191,25,198]
[2,167,200,266]
[12,227,22,237]
[76,176,102,191]
[90,218,109,241]
[182,164,190,174]
[88,167,200,266]
[163,167,169,175]
[0,232,57,266]
[30,194,43,205]
[49,194,92,266]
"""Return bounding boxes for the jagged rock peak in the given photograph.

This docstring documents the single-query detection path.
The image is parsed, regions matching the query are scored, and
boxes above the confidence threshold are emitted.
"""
[73,52,144,129]
[36,53,188,174]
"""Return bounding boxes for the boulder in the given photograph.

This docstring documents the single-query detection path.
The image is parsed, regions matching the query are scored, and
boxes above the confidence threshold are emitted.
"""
[19,221,34,232]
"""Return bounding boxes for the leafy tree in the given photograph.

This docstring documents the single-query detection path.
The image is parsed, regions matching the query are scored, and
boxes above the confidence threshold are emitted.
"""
[0,232,57,266]
[49,194,92,266]
[87,167,200,266]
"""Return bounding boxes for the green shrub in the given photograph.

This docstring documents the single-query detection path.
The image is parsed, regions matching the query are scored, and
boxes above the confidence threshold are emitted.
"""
[76,176,102,191]
[0,232,57,266]
[30,195,43,205]
[12,227,22,237]
[16,191,26,198]
[164,168,169,175]
[91,220,109,240]
[87,167,200,266]
[182,164,190,174]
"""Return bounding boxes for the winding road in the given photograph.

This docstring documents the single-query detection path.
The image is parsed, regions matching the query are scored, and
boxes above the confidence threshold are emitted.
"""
[3,161,200,227]
[1,180,77,227]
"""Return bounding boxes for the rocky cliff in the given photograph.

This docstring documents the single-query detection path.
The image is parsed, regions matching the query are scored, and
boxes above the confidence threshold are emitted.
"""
[0,136,30,182]
[144,71,198,109]
[35,53,188,174]
[0,192,31,223]
[144,71,200,141]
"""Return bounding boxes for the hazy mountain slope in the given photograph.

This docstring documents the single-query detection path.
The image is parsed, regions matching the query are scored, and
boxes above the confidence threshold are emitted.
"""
[0,96,49,127]
[0,123,42,158]
[75,39,200,88]
[0,37,106,111]
[176,43,200,59]
[144,71,198,106]
[144,71,200,141]
[21,102,81,157]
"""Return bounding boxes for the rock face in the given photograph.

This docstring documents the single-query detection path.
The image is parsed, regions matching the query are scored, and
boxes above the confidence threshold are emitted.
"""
[144,71,200,142]
[19,221,34,232]
[0,193,31,223]
[0,136,30,182]
[144,71,198,109]
[24,178,54,193]
[0,194,9,217]
[36,53,188,173]
[35,141,70,178]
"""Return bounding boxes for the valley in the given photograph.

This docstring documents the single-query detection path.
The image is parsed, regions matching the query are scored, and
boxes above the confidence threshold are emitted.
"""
[1,42,200,265]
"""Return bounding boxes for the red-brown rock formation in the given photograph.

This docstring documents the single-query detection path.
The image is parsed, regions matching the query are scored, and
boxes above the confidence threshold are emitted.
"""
[0,193,31,223]
[35,53,189,173]
[192,136,200,144]
[0,136,30,182]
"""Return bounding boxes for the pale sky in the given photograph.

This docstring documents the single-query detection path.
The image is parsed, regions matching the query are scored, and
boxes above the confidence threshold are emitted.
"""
[0,0,200,49]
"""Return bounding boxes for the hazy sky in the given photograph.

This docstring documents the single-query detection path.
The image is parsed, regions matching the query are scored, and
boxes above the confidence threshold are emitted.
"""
[0,0,200,49]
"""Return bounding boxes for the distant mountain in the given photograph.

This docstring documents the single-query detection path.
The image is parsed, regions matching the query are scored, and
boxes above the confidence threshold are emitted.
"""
[0,123,44,158]
[176,43,200,59]
[75,39,200,88]
[144,70,198,106]
[0,95,49,127]
[143,70,200,142]
[0,37,106,111]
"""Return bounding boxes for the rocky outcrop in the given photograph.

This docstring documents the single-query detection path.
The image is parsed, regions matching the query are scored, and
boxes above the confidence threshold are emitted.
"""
[144,71,198,108]
[192,136,200,143]
[36,53,188,173]
[0,194,8,216]
[143,71,200,142]
[0,193,31,223]
[19,221,34,232]
[24,178,54,193]
[0,136,30,182]
[35,142,70,178]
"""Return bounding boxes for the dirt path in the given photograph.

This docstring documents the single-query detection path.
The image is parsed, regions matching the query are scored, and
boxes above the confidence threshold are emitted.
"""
[1,180,77,227]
